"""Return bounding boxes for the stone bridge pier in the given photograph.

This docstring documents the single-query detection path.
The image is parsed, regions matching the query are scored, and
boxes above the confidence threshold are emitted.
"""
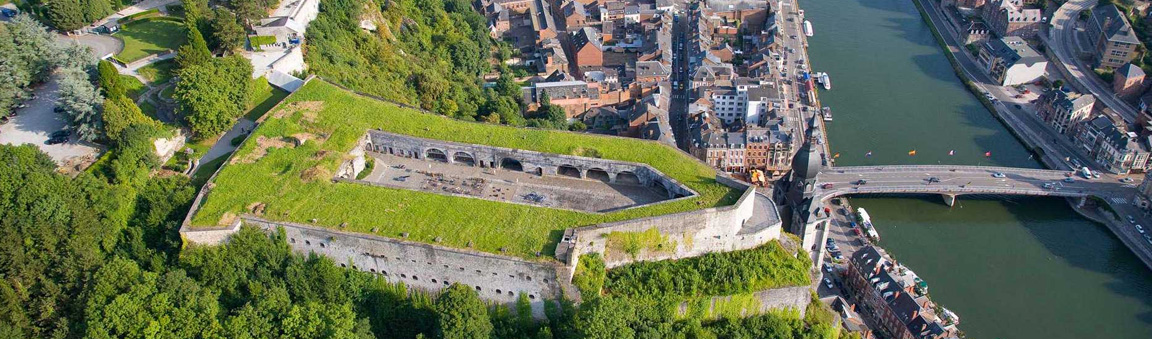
[942,194,957,207]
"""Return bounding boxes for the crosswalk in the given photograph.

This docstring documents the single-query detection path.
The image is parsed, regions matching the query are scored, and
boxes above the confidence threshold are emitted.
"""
[1112,197,1128,205]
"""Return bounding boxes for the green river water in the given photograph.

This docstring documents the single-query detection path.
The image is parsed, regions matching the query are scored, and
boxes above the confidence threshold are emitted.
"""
[802,0,1152,337]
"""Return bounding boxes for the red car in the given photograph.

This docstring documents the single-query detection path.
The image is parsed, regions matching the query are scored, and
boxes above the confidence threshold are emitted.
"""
[821,183,834,189]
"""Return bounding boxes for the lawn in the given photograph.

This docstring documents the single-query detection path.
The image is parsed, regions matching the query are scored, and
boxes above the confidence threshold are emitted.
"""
[250,35,277,47]
[113,18,186,63]
[120,74,146,100]
[137,59,177,84]
[245,77,290,121]
[190,79,743,260]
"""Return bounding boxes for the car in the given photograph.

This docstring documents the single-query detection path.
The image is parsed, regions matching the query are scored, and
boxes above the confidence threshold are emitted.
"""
[823,278,833,289]
[850,221,858,228]
[1063,177,1075,183]
[853,228,862,236]
[992,172,1006,178]
[821,183,834,189]
[832,252,843,260]
[855,179,867,185]
[45,135,68,145]
[826,238,835,245]
[50,130,69,138]
[1042,182,1055,189]
[1121,177,1135,183]
[1072,159,1083,168]
[1137,225,1146,234]
[1129,215,1136,224]
[927,177,940,183]
[1092,173,1101,179]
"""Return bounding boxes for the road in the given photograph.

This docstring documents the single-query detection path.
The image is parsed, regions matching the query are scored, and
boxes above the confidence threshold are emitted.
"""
[815,165,1128,198]
[1045,0,1140,123]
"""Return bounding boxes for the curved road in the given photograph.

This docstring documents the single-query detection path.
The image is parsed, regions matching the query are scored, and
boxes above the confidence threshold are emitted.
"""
[1046,0,1140,123]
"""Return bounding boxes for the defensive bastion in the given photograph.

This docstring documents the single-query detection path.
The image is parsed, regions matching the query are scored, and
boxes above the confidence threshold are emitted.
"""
[179,78,807,313]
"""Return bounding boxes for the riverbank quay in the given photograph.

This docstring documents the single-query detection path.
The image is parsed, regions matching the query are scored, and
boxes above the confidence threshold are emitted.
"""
[911,0,1152,271]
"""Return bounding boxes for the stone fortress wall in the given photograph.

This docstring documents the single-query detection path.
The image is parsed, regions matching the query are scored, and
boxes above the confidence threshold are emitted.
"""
[181,130,803,315]
[360,130,697,200]
[557,186,783,269]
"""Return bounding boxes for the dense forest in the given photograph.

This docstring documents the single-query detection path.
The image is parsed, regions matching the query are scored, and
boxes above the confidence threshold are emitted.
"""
[303,0,560,127]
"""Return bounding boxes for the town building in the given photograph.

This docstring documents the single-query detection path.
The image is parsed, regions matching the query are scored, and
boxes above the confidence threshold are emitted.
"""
[745,125,793,174]
[562,1,591,29]
[706,78,785,126]
[1087,4,1141,69]
[1037,89,1096,135]
[253,0,319,47]
[981,0,1041,38]
[977,36,1047,86]
[691,128,747,172]
[1075,115,1151,174]
[961,20,990,45]
[956,0,986,8]
[572,27,605,67]
[530,0,558,42]
[522,81,599,118]
[1113,63,1146,100]
[844,246,959,339]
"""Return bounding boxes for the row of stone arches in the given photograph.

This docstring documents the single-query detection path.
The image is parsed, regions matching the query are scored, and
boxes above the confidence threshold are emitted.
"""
[421,149,646,186]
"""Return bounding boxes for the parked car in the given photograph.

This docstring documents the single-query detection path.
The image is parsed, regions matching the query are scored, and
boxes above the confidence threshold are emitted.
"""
[927,177,940,183]
[1063,177,1075,183]
[824,265,833,274]
[1121,177,1135,183]
[1128,215,1136,224]
[823,278,833,289]
[821,183,834,189]
[832,252,843,261]
[855,179,867,185]
[992,172,1006,178]
[1137,225,1146,234]
[50,130,69,138]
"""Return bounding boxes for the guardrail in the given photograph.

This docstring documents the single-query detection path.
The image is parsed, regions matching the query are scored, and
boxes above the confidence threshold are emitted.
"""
[828,165,1067,176]
[816,185,1093,199]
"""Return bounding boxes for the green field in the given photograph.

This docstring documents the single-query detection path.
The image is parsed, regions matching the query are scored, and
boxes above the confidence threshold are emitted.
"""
[190,79,742,259]
[250,35,277,47]
[137,59,177,84]
[120,74,146,100]
[113,18,186,63]
[245,77,290,121]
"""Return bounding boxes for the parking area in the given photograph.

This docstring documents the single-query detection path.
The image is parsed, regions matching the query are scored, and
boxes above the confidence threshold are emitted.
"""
[1,76,103,170]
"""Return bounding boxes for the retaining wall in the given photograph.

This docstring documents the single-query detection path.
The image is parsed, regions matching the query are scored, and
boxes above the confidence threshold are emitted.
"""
[241,217,571,314]
[561,187,783,269]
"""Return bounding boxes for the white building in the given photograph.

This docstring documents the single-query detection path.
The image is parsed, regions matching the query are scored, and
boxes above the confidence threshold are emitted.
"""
[707,78,785,126]
[977,37,1047,86]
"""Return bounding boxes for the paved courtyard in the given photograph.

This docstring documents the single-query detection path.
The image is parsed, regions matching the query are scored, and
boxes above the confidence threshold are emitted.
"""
[0,76,103,170]
[360,152,669,212]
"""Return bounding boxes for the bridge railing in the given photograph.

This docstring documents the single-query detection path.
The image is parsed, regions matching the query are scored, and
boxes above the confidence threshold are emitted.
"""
[828,165,1067,176]
[815,185,1092,198]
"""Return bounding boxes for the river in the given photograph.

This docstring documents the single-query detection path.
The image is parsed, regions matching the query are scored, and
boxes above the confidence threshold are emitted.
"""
[802,0,1152,337]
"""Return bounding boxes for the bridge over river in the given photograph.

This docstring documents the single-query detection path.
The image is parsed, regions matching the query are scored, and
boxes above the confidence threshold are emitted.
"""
[795,163,1152,273]
[812,165,1130,206]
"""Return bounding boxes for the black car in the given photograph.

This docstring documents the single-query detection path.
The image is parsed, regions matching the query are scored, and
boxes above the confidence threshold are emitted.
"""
[855,179,867,185]
[46,135,68,145]
[50,130,69,138]
[927,177,940,183]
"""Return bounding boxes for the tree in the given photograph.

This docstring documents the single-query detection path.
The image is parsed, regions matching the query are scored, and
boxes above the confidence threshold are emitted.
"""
[45,0,87,31]
[175,56,252,138]
[57,66,105,141]
[97,60,125,98]
[575,297,635,339]
[210,8,246,53]
[102,96,157,143]
[108,124,161,188]
[176,22,212,69]
[82,258,223,339]
[0,144,129,338]
[434,284,492,339]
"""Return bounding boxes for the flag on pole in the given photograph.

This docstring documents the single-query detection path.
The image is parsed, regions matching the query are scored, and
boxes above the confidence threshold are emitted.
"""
[834,153,840,158]
[908,150,917,156]
[866,151,873,157]
[948,150,955,156]
[984,151,992,157]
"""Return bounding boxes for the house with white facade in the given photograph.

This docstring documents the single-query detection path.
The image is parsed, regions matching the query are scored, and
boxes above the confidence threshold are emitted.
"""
[977,37,1046,86]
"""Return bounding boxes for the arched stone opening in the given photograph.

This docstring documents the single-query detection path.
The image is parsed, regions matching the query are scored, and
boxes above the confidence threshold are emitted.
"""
[453,152,476,166]
[534,167,544,176]
[426,148,448,162]
[501,158,524,171]
[616,171,641,185]
[558,165,582,178]
[651,180,669,197]
[587,168,610,182]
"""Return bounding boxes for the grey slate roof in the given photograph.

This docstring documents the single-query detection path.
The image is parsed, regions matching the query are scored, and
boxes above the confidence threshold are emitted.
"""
[1092,4,1141,45]
[986,36,1045,67]
[1117,63,1145,79]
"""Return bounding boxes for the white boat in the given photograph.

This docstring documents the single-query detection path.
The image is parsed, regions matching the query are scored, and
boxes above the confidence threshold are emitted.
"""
[857,208,880,241]
[819,72,831,90]
[822,107,832,122]
[803,20,813,37]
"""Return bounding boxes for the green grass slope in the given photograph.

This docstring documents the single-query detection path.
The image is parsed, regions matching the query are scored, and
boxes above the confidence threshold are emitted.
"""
[190,79,742,259]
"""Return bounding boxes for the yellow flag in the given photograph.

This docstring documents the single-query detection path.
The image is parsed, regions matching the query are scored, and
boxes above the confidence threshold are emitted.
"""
[833,153,840,158]
[908,150,917,156]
